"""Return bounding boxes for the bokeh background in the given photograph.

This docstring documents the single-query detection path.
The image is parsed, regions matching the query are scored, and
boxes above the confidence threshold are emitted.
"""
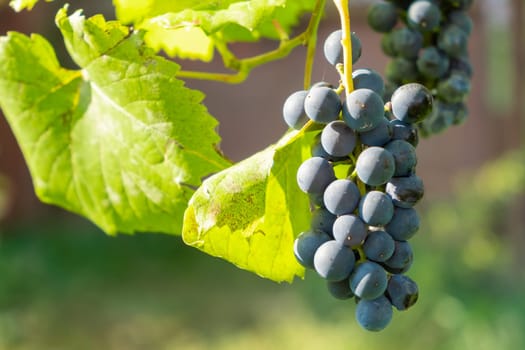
[0,0,524,349]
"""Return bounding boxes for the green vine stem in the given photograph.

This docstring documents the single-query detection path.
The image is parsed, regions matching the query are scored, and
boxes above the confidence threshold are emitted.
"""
[303,0,327,89]
[176,0,327,84]
[332,0,354,97]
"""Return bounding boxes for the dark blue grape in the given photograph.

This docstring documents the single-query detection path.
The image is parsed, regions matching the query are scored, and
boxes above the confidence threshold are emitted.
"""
[417,46,450,79]
[385,57,419,84]
[407,0,441,32]
[385,207,420,240]
[321,120,357,157]
[342,88,385,132]
[382,240,414,273]
[314,240,356,281]
[323,179,361,216]
[436,72,471,103]
[333,214,368,247]
[391,83,433,124]
[390,119,419,147]
[391,28,423,59]
[283,90,309,129]
[296,157,335,194]
[304,86,342,124]
[310,207,337,236]
[327,278,354,300]
[384,139,417,176]
[311,133,349,162]
[350,261,388,300]
[359,117,393,147]
[352,68,385,96]
[363,230,395,262]
[358,191,394,226]
[367,1,398,33]
[449,10,473,35]
[386,174,424,208]
[323,30,362,66]
[356,146,396,186]
[381,32,397,57]
[449,56,473,78]
[355,296,393,332]
[293,230,331,269]
[438,24,468,58]
[386,274,419,310]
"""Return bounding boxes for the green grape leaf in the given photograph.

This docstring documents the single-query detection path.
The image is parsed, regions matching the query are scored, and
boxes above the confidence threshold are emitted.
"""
[113,0,317,60]
[9,0,52,11]
[182,130,316,282]
[0,7,230,235]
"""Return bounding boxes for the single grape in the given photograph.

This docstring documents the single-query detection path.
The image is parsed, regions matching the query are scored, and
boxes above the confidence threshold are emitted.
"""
[384,139,417,177]
[359,117,393,147]
[367,1,398,33]
[311,133,349,162]
[382,240,414,273]
[327,278,354,300]
[314,240,356,281]
[310,207,337,236]
[381,32,397,57]
[282,90,309,129]
[449,56,473,78]
[323,179,361,215]
[296,157,335,194]
[386,174,425,208]
[342,88,385,132]
[417,46,450,79]
[438,24,468,58]
[350,260,388,300]
[385,57,419,84]
[352,68,385,96]
[321,120,357,157]
[386,274,419,311]
[407,0,441,32]
[293,230,331,269]
[449,10,473,35]
[355,296,393,332]
[356,146,396,186]
[391,83,433,124]
[436,72,471,104]
[385,207,420,240]
[304,86,342,124]
[333,214,368,247]
[390,119,419,147]
[323,30,362,66]
[391,27,423,59]
[362,230,395,262]
[358,191,394,226]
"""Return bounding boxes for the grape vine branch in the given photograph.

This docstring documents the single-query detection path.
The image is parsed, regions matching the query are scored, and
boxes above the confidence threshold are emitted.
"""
[176,0,327,86]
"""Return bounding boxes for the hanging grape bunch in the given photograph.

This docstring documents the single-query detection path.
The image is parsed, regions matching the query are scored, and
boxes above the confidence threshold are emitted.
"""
[368,0,474,136]
[284,29,431,331]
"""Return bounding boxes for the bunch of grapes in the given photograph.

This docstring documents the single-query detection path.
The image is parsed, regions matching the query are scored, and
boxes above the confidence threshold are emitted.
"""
[283,30,431,332]
[367,0,474,136]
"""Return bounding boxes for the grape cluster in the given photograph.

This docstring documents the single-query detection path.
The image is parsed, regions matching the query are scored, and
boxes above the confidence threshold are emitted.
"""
[283,31,430,332]
[367,0,474,136]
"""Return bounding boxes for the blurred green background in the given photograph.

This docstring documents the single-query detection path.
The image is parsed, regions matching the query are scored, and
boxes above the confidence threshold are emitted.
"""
[0,1,524,349]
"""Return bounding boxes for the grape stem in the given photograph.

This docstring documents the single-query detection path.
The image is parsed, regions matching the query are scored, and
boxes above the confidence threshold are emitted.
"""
[176,0,327,84]
[332,0,354,97]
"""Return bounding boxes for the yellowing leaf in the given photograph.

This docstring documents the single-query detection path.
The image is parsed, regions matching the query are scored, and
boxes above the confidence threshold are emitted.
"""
[183,130,316,282]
